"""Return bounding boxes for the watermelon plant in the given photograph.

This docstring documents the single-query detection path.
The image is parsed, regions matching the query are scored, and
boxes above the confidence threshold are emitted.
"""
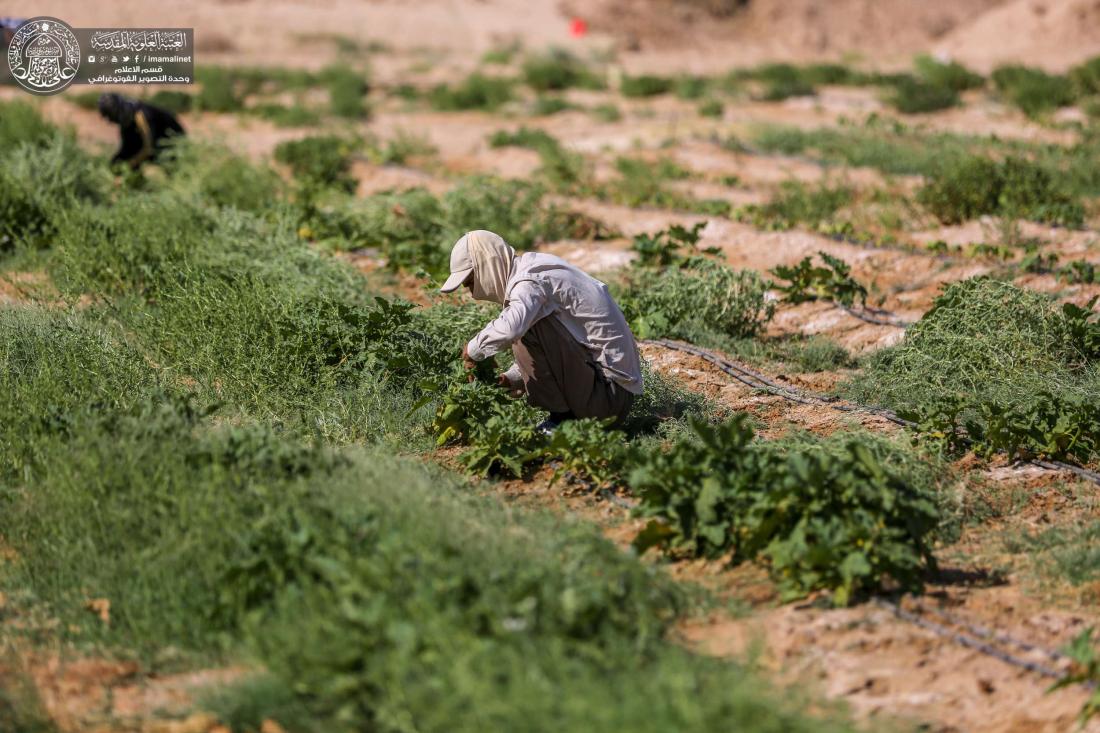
[1064,296,1100,359]
[904,391,1100,463]
[546,418,628,487]
[630,222,719,268]
[629,416,941,605]
[770,251,868,307]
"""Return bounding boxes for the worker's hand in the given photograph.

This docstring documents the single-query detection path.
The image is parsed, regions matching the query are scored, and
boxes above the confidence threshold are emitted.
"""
[498,373,523,398]
[461,344,476,381]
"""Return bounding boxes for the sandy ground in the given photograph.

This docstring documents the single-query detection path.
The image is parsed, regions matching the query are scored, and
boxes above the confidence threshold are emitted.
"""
[4,1,1100,731]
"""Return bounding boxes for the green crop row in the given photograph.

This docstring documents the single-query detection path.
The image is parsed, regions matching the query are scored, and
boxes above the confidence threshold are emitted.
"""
[0,103,867,732]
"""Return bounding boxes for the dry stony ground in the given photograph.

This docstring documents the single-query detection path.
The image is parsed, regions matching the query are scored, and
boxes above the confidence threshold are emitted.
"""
[4,4,1100,731]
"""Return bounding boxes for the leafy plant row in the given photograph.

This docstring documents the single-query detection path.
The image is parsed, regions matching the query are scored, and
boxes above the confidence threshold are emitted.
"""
[0,103,862,732]
[850,280,1100,464]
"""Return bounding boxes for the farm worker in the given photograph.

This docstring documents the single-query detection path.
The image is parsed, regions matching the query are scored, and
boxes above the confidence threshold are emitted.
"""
[441,230,643,433]
[97,93,185,170]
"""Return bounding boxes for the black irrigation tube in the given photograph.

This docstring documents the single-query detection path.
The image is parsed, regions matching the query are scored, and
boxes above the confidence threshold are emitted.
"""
[838,303,914,328]
[643,338,1100,488]
[871,598,1071,682]
[644,337,915,428]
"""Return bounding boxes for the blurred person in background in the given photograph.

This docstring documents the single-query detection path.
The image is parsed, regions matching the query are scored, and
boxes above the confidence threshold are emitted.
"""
[98,93,185,169]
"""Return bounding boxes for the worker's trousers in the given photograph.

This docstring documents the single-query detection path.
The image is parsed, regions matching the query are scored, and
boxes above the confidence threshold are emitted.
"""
[511,315,634,422]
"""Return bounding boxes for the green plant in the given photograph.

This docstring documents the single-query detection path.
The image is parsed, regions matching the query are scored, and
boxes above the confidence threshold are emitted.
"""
[440,175,577,252]
[196,66,243,112]
[64,90,102,110]
[748,120,1100,200]
[630,417,941,605]
[429,73,514,111]
[0,100,59,150]
[249,102,321,127]
[753,64,816,101]
[770,252,867,307]
[1070,55,1100,98]
[622,259,774,340]
[0,135,110,252]
[1049,628,1100,725]
[165,142,284,212]
[848,279,1098,462]
[913,55,984,92]
[908,390,1100,462]
[522,48,602,91]
[674,75,711,100]
[888,76,959,114]
[274,135,359,192]
[531,95,572,116]
[489,127,559,151]
[917,156,1002,224]
[621,74,673,98]
[597,157,728,215]
[1063,296,1100,359]
[740,181,852,231]
[1059,260,1099,284]
[591,103,622,122]
[630,222,718,267]
[430,379,543,476]
[698,99,723,118]
[992,65,1075,117]
[366,129,437,165]
[545,418,627,487]
[918,155,1084,227]
[803,62,863,85]
[322,65,370,118]
[481,42,521,65]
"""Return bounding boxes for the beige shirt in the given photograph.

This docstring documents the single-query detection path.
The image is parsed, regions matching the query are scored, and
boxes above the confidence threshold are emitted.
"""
[466,252,643,395]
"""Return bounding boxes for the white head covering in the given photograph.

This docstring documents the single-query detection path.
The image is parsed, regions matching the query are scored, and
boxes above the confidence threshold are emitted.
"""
[450,230,516,304]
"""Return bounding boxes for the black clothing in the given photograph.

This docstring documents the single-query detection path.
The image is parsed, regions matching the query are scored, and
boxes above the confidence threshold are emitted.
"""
[98,94,185,168]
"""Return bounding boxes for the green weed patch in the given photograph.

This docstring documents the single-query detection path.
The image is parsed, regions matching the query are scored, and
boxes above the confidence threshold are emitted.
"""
[522,48,603,91]
[274,134,360,192]
[849,279,1100,462]
[429,73,515,111]
[739,180,853,232]
[918,155,1084,227]
[992,65,1075,117]
[620,258,774,341]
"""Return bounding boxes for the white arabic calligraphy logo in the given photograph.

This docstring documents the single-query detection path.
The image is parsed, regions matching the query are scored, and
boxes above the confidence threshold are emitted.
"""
[7,16,80,95]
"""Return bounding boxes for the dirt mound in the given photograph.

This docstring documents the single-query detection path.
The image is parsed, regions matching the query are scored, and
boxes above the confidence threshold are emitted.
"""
[569,0,1099,71]
[568,0,1006,62]
[935,0,1100,72]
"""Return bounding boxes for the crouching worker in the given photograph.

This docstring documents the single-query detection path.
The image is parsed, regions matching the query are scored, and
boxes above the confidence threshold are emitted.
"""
[441,230,643,433]
[97,93,185,170]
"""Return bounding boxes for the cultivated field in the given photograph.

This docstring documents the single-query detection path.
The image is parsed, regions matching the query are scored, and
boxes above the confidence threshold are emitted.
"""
[2,2,1100,732]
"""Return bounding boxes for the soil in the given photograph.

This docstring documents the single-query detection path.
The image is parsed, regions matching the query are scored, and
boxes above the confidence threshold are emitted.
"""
[3,1,1100,731]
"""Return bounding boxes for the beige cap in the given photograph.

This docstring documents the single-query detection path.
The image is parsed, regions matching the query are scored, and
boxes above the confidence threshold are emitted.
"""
[439,234,474,292]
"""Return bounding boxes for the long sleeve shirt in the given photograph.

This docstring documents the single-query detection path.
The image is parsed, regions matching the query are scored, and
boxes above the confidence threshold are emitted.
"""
[466,252,643,395]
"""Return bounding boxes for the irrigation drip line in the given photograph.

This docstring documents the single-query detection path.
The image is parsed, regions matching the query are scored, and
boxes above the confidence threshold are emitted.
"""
[838,303,914,328]
[644,338,915,428]
[1030,459,1100,486]
[644,338,1100,488]
[911,601,1071,665]
[872,598,1071,682]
